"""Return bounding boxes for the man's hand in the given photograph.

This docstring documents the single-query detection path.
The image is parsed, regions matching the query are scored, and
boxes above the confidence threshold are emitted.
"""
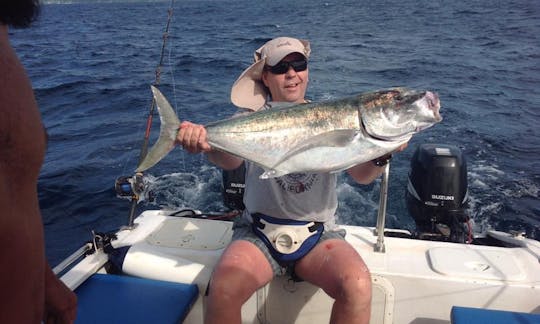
[176,121,212,154]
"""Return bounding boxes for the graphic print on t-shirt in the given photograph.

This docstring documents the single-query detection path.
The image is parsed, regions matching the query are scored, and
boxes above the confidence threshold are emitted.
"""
[275,173,319,194]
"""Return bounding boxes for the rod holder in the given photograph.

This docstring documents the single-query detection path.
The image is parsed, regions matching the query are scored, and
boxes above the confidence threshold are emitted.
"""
[53,243,93,275]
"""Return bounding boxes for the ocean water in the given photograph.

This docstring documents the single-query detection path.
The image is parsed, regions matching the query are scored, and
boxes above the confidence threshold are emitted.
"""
[10,0,539,266]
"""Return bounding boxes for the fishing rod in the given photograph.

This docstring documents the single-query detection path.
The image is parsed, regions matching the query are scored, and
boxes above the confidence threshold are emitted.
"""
[138,5,175,162]
[116,0,176,229]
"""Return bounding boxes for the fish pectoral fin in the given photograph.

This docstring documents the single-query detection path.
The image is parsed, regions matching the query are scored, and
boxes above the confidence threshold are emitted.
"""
[267,129,358,174]
[135,86,181,172]
[316,129,358,147]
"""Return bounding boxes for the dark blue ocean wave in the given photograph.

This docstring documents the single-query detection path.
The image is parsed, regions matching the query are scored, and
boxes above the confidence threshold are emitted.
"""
[9,0,539,265]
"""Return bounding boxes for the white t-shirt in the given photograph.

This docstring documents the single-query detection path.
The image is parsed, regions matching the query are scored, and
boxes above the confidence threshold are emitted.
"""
[243,162,338,225]
[239,102,339,226]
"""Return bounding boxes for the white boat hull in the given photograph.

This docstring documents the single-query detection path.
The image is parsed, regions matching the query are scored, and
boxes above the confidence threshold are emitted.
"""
[61,210,540,323]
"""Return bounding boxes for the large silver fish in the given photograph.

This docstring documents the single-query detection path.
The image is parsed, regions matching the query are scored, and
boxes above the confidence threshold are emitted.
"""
[136,86,442,178]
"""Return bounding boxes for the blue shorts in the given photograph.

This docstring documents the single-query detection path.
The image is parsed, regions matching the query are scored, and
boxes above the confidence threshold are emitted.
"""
[232,217,346,277]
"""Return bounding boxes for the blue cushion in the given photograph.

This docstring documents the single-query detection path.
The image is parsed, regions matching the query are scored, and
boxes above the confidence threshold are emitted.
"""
[75,274,198,324]
[451,306,540,324]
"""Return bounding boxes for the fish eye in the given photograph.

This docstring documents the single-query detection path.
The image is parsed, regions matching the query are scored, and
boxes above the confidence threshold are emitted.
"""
[381,90,402,102]
[389,89,404,101]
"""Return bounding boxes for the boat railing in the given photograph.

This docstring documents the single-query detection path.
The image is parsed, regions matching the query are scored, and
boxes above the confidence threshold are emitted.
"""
[374,163,390,253]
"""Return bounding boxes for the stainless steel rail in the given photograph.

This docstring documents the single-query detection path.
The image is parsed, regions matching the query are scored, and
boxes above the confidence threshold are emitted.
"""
[374,163,390,253]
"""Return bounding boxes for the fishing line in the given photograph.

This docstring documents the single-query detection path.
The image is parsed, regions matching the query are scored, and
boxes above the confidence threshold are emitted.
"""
[166,24,180,119]
[161,7,213,202]
[165,16,188,173]
[137,0,176,165]
[124,0,177,227]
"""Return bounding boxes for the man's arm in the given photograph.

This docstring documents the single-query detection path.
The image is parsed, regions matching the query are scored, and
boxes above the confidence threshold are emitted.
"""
[176,121,243,170]
[347,144,408,184]
[346,161,386,184]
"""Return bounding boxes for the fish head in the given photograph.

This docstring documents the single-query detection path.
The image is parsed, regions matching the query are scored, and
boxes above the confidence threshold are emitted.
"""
[359,88,442,141]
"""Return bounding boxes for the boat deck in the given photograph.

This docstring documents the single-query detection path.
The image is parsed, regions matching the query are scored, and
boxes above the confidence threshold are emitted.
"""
[62,210,540,323]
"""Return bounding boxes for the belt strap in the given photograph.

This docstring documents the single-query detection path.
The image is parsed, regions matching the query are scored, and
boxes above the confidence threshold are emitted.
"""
[251,213,323,232]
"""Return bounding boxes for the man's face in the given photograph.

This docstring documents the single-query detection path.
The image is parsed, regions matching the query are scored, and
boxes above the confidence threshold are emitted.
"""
[262,53,309,104]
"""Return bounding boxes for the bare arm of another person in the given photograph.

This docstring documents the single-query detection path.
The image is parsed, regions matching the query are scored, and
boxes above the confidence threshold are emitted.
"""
[44,264,78,323]
[0,25,77,324]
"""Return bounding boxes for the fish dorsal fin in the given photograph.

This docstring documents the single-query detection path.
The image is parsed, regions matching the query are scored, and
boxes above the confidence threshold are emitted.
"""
[260,129,357,179]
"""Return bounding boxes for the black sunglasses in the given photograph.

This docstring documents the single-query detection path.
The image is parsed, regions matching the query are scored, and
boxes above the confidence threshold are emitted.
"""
[266,59,308,74]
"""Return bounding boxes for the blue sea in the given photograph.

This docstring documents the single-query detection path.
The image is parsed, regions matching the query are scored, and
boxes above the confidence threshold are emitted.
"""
[10,0,539,266]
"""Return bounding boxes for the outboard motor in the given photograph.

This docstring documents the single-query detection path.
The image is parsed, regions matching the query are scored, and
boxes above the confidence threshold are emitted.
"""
[406,144,470,243]
[222,162,246,211]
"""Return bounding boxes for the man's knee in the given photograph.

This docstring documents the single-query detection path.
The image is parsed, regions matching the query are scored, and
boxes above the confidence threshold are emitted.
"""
[208,241,273,303]
[314,245,372,304]
[333,266,372,304]
[343,266,372,292]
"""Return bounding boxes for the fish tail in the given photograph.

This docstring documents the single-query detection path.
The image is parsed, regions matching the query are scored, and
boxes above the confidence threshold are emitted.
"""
[135,86,181,172]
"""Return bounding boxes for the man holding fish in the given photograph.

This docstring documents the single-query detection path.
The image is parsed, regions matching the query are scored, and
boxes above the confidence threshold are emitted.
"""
[174,37,440,323]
